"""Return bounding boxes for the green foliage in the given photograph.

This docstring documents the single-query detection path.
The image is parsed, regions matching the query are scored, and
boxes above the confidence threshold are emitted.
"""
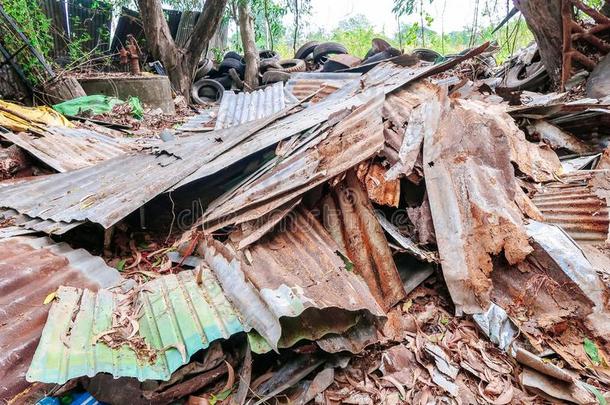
[252,0,286,49]
[330,15,385,58]
[584,337,602,366]
[1,0,53,85]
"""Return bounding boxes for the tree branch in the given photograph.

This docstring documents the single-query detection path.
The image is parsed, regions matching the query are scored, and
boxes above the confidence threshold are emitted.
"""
[186,0,229,67]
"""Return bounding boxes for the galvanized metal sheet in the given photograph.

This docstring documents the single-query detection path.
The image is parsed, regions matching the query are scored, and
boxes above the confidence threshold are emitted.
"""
[41,0,69,60]
[66,0,112,52]
[215,83,286,130]
[0,127,132,172]
[0,152,196,229]
[28,211,384,383]
[177,107,218,131]
[0,236,121,403]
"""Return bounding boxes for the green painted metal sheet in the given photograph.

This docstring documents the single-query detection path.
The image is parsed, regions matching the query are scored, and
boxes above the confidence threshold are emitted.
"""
[27,270,244,383]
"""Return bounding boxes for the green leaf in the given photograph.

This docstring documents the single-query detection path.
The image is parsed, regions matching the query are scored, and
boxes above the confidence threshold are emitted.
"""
[584,338,602,366]
[210,388,232,405]
[335,251,354,271]
[581,382,607,405]
[116,259,127,272]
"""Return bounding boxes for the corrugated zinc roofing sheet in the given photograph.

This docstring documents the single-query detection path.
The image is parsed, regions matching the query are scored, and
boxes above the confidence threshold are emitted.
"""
[0,236,121,403]
[532,170,610,242]
[27,269,244,384]
[0,208,82,237]
[215,82,286,130]
[0,127,132,172]
[28,210,385,384]
[285,72,361,100]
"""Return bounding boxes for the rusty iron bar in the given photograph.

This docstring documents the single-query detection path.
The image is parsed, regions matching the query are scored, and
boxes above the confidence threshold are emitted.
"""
[562,0,610,89]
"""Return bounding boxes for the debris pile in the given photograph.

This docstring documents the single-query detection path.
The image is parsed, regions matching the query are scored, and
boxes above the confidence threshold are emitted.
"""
[1,28,610,405]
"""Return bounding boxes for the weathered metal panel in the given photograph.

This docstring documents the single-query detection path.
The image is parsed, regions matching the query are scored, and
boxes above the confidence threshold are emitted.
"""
[0,127,132,172]
[67,0,112,53]
[285,72,361,100]
[202,94,386,230]
[0,152,191,229]
[423,92,537,315]
[28,211,384,383]
[215,83,286,130]
[177,108,217,131]
[532,171,609,242]
[240,208,386,346]
[0,236,121,403]
[175,11,200,48]
[27,269,244,384]
[0,208,82,236]
[40,0,69,60]
[322,170,406,310]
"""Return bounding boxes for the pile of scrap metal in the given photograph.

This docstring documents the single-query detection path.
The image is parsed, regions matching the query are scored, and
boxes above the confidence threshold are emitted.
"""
[2,40,610,404]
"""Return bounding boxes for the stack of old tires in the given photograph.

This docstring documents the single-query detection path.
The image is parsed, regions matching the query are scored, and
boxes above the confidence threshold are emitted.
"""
[191,39,407,104]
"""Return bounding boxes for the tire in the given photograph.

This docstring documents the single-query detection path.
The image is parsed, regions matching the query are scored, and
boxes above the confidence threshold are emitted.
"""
[322,59,349,72]
[362,48,401,64]
[219,57,245,76]
[223,51,244,62]
[313,42,348,63]
[365,38,393,59]
[413,48,442,63]
[295,41,320,60]
[262,70,291,84]
[259,59,283,73]
[259,50,280,61]
[215,74,233,90]
[192,78,225,104]
[500,61,547,91]
[269,58,306,73]
[194,58,213,81]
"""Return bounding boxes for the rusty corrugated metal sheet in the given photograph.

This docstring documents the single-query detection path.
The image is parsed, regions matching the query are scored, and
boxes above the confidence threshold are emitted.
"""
[0,208,81,237]
[532,170,610,242]
[321,170,406,310]
[423,92,540,315]
[202,94,386,231]
[215,83,286,130]
[0,236,121,403]
[0,152,191,230]
[286,72,361,101]
[0,127,132,172]
[27,211,384,384]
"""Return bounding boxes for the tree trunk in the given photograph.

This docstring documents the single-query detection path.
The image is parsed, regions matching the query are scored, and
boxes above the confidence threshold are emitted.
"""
[513,0,563,84]
[238,0,259,90]
[293,0,299,54]
[264,0,273,50]
[137,0,228,100]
